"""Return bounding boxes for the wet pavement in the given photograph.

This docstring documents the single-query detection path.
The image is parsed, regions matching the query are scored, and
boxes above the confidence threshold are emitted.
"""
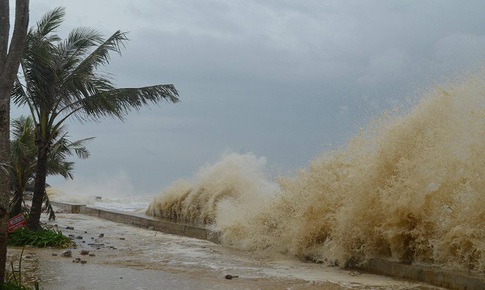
[7,214,443,290]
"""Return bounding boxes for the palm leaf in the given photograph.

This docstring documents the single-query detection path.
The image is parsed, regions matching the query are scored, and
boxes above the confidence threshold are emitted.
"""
[33,7,64,39]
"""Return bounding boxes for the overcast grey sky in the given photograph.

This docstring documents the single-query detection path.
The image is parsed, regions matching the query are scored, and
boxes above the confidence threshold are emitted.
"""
[11,0,485,196]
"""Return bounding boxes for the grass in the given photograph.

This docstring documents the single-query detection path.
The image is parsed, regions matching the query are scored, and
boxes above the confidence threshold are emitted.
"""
[4,248,41,290]
[2,280,39,290]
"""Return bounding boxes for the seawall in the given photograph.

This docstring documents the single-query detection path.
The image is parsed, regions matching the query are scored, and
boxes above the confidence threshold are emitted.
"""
[50,201,485,290]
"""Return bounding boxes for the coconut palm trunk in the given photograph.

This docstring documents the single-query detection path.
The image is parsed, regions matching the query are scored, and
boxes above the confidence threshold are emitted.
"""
[10,180,27,217]
[27,110,51,230]
[0,93,11,284]
[11,190,23,217]
[26,145,49,230]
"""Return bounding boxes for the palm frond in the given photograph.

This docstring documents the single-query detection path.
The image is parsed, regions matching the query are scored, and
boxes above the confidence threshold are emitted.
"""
[9,116,38,196]
[77,84,180,121]
[63,30,128,89]
[34,7,65,38]
[69,137,95,159]
[42,191,57,220]
[11,78,30,107]
[58,27,103,59]
[46,159,74,179]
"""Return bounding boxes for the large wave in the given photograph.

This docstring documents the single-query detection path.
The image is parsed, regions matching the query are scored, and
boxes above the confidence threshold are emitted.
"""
[147,76,485,272]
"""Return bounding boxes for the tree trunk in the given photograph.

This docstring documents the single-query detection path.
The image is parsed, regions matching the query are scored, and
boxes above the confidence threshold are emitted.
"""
[10,189,23,217]
[0,92,11,285]
[26,147,48,231]
[10,174,27,217]
[0,0,30,282]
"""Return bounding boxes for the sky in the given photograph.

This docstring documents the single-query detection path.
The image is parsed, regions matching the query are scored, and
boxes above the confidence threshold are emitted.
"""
[10,0,485,196]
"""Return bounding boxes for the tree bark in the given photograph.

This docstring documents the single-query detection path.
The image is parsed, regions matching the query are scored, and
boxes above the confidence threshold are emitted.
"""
[10,172,28,217]
[0,91,11,286]
[0,0,29,283]
[10,189,23,217]
[26,146,48,231]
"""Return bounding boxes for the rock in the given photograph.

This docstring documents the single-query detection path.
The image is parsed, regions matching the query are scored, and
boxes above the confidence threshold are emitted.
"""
[88,243,104,247]
[61,250,72,258]
[349,271,361,276]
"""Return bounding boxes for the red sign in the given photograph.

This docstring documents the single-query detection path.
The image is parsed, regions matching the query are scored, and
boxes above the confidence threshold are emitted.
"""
[8,213,27,233]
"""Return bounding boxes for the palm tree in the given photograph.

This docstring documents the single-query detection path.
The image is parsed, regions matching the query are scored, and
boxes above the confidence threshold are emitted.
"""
[9,116,36,217]
[12,7,180,230]
[8,115,93,218]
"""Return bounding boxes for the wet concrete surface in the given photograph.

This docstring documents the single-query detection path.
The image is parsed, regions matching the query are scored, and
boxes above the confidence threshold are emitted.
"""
[7,214,444,290]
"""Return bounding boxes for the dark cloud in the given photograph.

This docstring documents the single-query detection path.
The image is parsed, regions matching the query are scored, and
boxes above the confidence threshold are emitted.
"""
[16,0,485,194]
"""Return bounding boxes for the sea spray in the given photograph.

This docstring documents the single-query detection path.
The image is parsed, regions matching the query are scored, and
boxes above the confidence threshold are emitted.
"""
[146,153,279,225]
[47,171,154,212]
[46,187,97,205]
[147,76,485,272]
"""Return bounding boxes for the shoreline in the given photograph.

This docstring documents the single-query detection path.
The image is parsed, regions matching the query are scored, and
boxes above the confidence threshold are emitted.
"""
[50,201,485,290]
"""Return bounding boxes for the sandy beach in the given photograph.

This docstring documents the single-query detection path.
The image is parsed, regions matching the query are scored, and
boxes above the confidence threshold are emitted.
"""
[6,213,443,290]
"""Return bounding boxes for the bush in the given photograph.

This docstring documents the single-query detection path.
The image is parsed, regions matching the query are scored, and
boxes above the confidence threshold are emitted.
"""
[8,228,71,248]
[2,281,39,290]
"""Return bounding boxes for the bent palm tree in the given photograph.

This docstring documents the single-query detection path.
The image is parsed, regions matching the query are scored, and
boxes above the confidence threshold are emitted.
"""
[9,115,93,218]
[12,7,180,230]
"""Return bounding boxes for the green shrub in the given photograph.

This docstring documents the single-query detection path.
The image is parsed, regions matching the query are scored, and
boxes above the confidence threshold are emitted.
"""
[2,281,39,290]
[8,228,71,248]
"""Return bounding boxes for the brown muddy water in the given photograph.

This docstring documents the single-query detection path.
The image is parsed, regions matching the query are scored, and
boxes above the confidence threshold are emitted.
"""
[146,76,485,273]
[7,214,442,290]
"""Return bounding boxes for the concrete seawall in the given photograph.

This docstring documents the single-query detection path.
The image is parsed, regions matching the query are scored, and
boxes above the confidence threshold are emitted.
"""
[80,205,221,244]
[50,201,485,290]
[358,258,485,290]
[50,201,220,243]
